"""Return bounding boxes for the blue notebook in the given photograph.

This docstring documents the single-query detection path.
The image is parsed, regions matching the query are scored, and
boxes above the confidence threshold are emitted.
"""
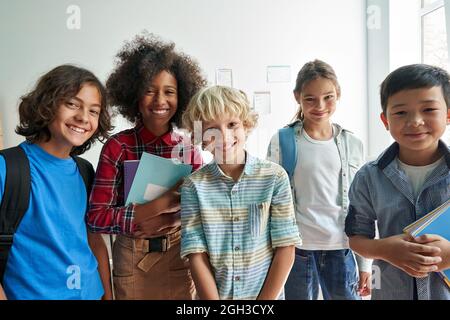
[125,152,192,205]
[404,200,450,287]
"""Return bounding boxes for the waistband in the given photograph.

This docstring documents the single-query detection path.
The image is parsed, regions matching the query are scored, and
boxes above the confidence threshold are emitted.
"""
[116,228,181,253]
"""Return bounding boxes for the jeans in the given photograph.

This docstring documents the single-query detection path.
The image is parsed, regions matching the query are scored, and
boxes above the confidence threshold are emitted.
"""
[285,248,360,300]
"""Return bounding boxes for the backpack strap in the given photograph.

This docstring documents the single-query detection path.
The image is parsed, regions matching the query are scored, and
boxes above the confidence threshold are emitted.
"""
[279,125,297,180]
[0,147,31,283]
[72,156,95,199]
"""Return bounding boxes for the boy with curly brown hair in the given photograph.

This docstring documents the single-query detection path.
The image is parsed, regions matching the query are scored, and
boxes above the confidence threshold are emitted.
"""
[1,64,113,299]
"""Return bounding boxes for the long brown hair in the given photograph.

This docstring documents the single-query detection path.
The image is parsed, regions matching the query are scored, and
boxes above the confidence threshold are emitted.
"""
[293,59,341,121]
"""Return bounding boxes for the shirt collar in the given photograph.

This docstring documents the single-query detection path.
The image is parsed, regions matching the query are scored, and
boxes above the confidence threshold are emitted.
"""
[210,151,256,179]
[376,140,450,170]
[136,123,182,146]
[290,120,343,137]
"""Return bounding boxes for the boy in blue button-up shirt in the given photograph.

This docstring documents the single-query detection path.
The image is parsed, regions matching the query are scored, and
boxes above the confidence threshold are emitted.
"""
[346,64,450,300]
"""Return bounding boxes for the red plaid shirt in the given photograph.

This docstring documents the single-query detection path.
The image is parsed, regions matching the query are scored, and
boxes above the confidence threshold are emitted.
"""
[87,124,203,235]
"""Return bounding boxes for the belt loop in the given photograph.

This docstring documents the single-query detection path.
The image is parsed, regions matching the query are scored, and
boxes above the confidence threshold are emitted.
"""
[142,239,149,253]
[162,237,168,252]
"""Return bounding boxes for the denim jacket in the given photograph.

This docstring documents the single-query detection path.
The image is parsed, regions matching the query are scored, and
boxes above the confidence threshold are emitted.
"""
[345,141,450,300]
[267,121,372,272]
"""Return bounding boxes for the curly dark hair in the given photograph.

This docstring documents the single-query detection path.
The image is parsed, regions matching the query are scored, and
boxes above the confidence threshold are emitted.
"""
[106,32,207,127]
[15,64,113,156]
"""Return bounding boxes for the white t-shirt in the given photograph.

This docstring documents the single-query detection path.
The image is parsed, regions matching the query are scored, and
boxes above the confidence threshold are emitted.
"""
[293,129,349,250]
[397,157,444,199]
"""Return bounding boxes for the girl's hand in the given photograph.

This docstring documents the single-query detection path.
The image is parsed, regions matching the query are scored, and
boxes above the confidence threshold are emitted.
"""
[358,271,371,297]
[414,234,450,271]
[133,211,181,239]
[159,179,183,209]
[380,234,442,278]
[133,179,182,226]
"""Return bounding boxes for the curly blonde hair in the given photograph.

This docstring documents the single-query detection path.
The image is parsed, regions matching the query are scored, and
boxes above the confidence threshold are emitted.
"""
[182,86,259,143]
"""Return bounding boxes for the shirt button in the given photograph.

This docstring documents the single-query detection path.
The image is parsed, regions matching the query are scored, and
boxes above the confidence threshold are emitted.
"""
[231,190,237,195]
[343,173,346,177]
[235,276,240,281]
[235,246,240,251]
[234,217,239,222]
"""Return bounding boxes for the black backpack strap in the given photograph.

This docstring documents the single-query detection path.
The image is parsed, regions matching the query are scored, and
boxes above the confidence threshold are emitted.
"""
[0,146,31,283]
[72,156,95,199]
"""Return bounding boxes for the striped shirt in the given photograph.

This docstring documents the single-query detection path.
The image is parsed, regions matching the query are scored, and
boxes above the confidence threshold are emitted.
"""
[181,153,301,300]
[87,123,202,235]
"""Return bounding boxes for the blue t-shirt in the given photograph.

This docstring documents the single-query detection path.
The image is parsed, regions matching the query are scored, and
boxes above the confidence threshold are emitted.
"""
[0,142,103,300]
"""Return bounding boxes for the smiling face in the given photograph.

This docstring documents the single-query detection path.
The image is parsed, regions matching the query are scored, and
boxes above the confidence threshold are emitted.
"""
[42,83,101,158]
[295,77,338,124]
[381,86,450,165]
[138,70,178,136]
[202,114,248,165]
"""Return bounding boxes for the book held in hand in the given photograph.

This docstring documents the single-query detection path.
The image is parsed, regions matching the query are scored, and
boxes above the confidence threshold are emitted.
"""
[124,152,192,205]
[404,199,450,288]
[123,160,140,202]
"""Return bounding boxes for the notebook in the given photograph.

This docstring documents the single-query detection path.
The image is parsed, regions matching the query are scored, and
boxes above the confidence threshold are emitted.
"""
[125,152,192,205]
[404,199,450,288]
[123,160,140,202]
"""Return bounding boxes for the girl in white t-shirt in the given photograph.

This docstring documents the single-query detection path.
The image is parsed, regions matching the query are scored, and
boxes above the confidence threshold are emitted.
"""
[267,59,371,300]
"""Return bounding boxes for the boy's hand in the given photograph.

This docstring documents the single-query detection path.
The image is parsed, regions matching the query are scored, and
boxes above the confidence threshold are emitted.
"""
[358,271,371,297]
[414,234,450,271]
[380,234,442,278]
[102,288,114,300]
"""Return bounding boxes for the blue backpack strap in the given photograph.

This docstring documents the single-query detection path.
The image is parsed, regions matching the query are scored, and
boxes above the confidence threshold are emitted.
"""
[279,124,297,180]
[0,146,31,283]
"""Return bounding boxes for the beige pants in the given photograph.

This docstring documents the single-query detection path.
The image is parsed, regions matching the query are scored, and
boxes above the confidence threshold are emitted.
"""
[112,229,196,300]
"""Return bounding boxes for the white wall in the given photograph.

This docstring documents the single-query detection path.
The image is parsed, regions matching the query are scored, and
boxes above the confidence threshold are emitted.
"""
[367,0,391,159]
[0,0,368,167]
[389,0,421,70]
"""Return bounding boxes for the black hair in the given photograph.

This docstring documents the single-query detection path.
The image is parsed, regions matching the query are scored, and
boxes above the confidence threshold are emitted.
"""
[106,32,207,127]
[380,64,450,114]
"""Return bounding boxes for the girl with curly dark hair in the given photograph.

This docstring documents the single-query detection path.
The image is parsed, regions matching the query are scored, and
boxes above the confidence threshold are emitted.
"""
[87,33,207,300]
[0,64,113,299]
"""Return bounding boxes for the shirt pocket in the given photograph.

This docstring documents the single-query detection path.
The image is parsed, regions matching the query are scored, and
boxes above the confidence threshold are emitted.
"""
[248,201,271,238]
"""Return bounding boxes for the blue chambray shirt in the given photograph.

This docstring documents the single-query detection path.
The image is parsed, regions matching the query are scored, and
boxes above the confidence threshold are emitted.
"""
[345,141,450,300]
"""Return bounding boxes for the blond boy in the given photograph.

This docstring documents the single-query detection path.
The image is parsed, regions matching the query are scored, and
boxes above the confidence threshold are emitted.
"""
[180,86,301,300]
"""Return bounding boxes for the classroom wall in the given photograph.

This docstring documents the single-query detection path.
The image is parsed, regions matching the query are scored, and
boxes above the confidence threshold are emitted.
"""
[0,0,368,167]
